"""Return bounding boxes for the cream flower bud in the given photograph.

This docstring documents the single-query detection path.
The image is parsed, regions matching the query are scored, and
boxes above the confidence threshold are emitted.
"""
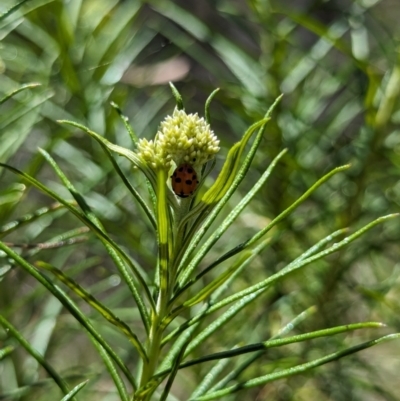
[137,108,220,170]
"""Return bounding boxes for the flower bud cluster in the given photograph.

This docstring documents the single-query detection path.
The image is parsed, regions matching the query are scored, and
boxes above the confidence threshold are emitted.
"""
[137,108,220,170]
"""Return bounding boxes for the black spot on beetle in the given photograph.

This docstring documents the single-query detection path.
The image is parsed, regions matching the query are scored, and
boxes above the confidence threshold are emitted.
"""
[175,177,182,183]
[187,168,193,173]
[185,179,193,185]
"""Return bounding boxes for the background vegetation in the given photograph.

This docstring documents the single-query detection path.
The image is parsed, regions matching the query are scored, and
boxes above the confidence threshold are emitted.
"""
[1,0,399,400]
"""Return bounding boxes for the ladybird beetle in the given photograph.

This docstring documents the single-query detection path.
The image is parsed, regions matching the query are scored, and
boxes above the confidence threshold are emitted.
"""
[171,163,199,198]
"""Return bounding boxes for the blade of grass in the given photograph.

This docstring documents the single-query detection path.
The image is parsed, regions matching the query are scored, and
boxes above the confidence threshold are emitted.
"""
[0,89,53,131]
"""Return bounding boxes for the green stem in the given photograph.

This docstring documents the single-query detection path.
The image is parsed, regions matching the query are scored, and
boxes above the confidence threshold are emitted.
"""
[136,176,198,400]
[137,317,164,400]
[136,169,174,400]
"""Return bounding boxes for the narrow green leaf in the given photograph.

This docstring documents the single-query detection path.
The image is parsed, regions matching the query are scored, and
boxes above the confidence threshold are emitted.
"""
[0,345,14,360]
[200,119,269,206]
[56,123,156,231]
[57,120,150,177]
[208,306,317,394]
[40,149,153,319]
[185,165,350,288]
[0,315,69,396]
[156,168,171,316]
[162,240,271,343]
[192,334,400,400]
[247,165,350,248]
[174,148,287,297]
[58,119,180,209]
[165,240,271,327]
[176,96,283,285]
[91,144,157,230]
[159,337,191,401]
[175,119,268,283]
[158,322,201,375]
[78,2,141,82]
[0,183,25,208]
[166,226,370,353]
[188,216,391,360]
[169,82,184,110]
[96,344,130,401]
[156,322,384,380]
[59,380,88,401]
[187,289,265,356]
[204,88,220,123]
[0,0,32,21]
[3,226,89,252]
[0,83,40,106]
[179,322,385,370]
[36,261,147,362]
[190,358,231,399]
[209,214,399,315]
[110,101,138,145]
[0,202,66,237]
[1,159,154,331]
[0,89,53,131]
[276,9,366,72]
[0,241,136,388]
[375,64,400,128]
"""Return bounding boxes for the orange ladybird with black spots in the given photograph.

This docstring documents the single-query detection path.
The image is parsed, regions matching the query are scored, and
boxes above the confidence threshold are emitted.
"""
[171,163,199,198]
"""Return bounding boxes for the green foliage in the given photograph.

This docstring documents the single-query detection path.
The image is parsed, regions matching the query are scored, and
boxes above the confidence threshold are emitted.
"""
[1,0,400,400]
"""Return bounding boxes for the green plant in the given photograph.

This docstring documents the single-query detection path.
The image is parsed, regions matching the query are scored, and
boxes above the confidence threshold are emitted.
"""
[1,83,399,401]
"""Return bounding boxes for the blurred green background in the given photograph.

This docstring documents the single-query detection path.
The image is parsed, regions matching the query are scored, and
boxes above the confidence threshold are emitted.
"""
[1,0,400,400]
